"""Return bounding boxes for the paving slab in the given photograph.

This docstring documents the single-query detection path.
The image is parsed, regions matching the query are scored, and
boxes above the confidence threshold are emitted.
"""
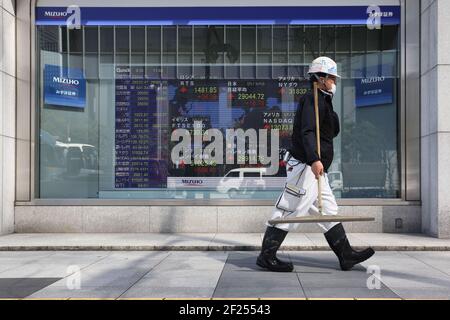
[0,263,100,278]
[164,251,229,260]
[213,286,306,298]
[360,252,450,289]
[371,269,450,289]
[0,278,62,298]
[288,252,367,273]
[121,286,216,299]
[92,251,170,264]
[26,285,127,299]
[390,287,450,299]
[298,272,382,289]
[226,252,262,264]
[137,269,223,288]
[224,253,263,272]
[47,265,159,287]
[154,252,228,272]
[151,259,226,272]
[214,262,305,299]
[215,270,300,292]
[0,264,29,274]
[27,252,111,265]
[0,252,110,278]
[225,251,290,269]
[402,252,450,276]
[0,250,449,299]
[304,287,399,299]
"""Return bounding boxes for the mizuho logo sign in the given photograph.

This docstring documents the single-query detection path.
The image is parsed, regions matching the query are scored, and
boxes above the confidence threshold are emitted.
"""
[45,5,81,29]
[361,76,386,84]
[44,11,68,17]
[182,179,204,185]
[52,77,80,86]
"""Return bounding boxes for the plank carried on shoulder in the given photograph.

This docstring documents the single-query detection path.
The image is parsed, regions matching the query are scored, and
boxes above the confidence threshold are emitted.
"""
[269,215,375,225]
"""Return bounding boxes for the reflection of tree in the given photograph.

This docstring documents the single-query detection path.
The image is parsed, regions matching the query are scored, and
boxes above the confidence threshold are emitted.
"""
[288,27,347,78]
[290,27,338,59]
[204,26,239,80]
[342,118,398,195]
[41,109,98,145]
[383,147,398,195]
[41,111,67,141]
[342,120,382,163]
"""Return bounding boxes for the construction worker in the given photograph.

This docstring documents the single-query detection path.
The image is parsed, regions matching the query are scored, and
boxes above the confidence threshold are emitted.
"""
[257,57,375,272]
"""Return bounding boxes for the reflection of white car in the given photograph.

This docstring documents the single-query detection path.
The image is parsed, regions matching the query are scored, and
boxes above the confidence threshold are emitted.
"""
[217,168,267,198]
[328,171,343,192]
[59,143,98,175]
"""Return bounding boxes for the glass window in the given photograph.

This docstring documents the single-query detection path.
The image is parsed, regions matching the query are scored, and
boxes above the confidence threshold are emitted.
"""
[244,172,262,178]
[85,27,99,53]
[37,21,400,200]
[100,27,114,53]
[225,172,239,178]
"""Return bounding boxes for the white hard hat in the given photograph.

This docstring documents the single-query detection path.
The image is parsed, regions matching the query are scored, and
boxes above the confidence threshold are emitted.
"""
[307,56,341,78]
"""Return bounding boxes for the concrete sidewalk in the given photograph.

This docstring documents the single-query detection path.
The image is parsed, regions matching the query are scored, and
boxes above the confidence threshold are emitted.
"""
[1,250,450,299]
[0,233,450,251]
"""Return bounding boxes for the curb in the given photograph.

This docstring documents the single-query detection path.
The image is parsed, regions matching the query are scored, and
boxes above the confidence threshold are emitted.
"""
[0,246,450,251]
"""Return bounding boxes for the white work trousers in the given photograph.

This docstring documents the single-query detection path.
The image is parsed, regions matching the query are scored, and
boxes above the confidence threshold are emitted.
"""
[267,157,339,233]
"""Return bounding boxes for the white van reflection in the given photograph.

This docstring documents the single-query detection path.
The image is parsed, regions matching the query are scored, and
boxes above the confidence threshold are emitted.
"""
[41,137,98,179]
[217,168,267,199]
[327,170,344,198]
[328,171,344,192]
[64,143,98,175]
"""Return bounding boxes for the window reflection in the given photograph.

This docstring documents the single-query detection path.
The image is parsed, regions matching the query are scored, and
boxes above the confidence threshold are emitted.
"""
[38,24,400,199]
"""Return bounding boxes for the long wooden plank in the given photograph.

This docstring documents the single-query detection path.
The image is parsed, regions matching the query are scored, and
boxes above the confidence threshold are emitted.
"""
[269,215,375,225]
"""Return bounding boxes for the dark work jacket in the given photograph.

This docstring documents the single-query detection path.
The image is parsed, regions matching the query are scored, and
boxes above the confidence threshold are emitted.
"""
[289,90,340,173]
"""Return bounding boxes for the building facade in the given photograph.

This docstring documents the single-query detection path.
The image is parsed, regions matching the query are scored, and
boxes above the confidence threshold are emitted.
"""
[0,0,448,237]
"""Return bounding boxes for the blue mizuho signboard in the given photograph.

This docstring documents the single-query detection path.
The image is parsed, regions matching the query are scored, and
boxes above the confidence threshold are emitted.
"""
[35,6,401,26]
[355,76,394,108]
[44,64,86,108]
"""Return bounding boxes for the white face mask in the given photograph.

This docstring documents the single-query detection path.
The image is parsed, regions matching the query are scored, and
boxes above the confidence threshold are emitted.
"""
[329,83,337,95]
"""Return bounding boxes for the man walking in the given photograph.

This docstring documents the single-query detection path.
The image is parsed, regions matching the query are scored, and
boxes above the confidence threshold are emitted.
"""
[257,57,375,272]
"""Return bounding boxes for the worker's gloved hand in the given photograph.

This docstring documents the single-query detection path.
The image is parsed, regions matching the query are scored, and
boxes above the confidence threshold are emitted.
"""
[311,161,324,179]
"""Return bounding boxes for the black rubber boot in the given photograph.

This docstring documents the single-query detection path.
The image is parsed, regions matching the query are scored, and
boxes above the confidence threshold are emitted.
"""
[324,223,375,271]
[256,226,294,272]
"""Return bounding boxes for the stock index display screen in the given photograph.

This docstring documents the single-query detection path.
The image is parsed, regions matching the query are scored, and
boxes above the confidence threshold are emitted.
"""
[168,77,307,136]
[114,67,310,189]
